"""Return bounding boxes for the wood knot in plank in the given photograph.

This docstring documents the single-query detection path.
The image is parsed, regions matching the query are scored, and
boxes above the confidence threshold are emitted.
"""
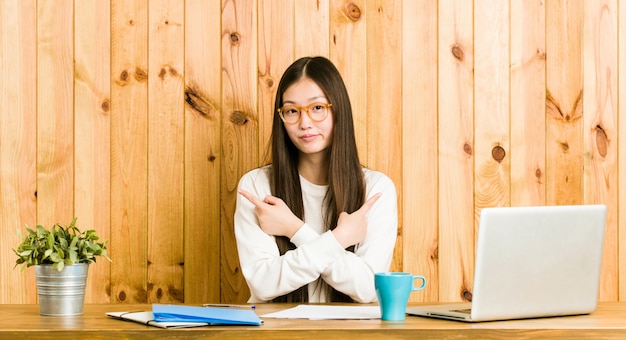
[595,125,608,157]
[120,70,129,81]
[185,85,215,117]
[463,143,473,156]
[101,99,110,112]
[156,287,163,299]
[462,290,473,302]
[136,289,148,303]
[430,245,438,261]
[536,48,546,60]
[134,67,148,83]
[230,110,249,125]
[491,145,506,163]
[344,3,362,21]
[260,73,275,89]
[208,154,216,162]
[535,168,542,179]
[169,286,184,302]
[230,32,240,45]
[547,89,583,122]
[452,45,465,61]
[118,290,127,301]
[163,19,182,27]
[157,65,181,80]
[117,69,130,86]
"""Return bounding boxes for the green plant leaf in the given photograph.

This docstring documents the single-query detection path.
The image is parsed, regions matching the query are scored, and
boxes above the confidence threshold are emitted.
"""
[49,252,61,263]
[69,249,78,264]
[43,249,53,260]
[19,250,33,257]
[70,236,78,248]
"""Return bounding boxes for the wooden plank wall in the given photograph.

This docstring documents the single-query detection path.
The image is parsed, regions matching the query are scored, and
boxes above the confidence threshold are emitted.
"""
[0,0,623,304]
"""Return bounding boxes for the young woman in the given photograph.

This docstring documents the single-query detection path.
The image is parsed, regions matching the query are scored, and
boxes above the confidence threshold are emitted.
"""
[234,56,397,303]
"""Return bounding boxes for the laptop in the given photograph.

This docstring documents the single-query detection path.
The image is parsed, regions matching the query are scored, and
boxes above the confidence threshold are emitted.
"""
[406,204,607,322]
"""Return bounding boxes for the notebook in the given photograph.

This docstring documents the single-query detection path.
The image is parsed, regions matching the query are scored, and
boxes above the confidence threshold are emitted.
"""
[106,311,209,328]
[406,204,607,322]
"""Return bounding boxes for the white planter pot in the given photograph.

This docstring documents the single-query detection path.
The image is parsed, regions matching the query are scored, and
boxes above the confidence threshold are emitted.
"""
[34,263,89,316]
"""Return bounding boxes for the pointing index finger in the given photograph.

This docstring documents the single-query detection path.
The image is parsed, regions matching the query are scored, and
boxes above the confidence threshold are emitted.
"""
[358,192,382,214]
[238,189,264,207]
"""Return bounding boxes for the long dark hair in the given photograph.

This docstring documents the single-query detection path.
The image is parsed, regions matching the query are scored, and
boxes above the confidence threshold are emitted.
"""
[267,56,365,302]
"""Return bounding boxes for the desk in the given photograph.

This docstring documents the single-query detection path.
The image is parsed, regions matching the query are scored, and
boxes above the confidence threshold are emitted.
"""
[1,303,625,339]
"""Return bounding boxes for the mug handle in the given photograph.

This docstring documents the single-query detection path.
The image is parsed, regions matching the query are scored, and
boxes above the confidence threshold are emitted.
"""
[412,275,427,291]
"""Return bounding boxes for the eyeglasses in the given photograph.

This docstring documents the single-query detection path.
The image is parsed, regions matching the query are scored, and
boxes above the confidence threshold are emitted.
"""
[277,102,332,124]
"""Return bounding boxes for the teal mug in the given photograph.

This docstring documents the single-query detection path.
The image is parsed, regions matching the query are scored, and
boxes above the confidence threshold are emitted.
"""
[375,272,427,321]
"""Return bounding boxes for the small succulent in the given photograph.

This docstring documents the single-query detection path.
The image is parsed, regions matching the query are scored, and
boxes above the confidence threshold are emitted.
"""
[13,217,111,271]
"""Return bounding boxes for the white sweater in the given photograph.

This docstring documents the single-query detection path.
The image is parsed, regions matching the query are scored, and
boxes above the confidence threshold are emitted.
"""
[234,166,398,303]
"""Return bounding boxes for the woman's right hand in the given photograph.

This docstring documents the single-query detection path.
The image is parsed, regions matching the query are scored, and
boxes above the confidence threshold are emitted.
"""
[332,193,381,249]
[238,189,304,238]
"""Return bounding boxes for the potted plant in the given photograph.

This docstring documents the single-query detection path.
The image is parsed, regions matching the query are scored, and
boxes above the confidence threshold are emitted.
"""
[13,217,111,316]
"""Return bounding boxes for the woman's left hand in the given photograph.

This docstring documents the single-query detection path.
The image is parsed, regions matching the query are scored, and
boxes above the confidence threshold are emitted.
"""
[332,193,381,249]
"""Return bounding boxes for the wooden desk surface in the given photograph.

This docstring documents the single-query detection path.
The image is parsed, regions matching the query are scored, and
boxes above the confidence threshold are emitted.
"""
[1,302,626,339]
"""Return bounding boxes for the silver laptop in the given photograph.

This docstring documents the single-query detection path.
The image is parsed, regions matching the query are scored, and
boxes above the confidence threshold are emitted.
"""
[406,204,607,322]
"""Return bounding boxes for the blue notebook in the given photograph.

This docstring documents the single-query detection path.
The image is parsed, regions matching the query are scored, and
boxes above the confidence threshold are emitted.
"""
[152,304,262,326]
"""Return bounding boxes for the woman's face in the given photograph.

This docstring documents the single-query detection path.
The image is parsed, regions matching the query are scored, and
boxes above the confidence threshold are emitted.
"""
[281,77,334,159]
